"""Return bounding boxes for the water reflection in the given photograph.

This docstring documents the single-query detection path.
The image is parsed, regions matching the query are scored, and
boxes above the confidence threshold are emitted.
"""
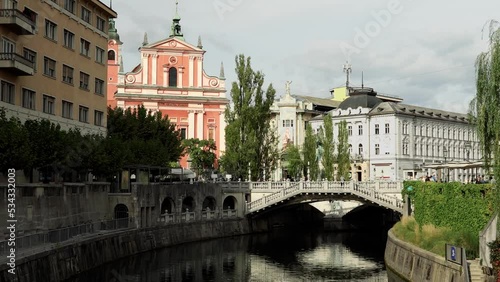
[69,230,388,282]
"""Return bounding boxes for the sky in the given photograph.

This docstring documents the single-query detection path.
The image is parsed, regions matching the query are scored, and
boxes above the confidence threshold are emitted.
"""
[110,0,500,114]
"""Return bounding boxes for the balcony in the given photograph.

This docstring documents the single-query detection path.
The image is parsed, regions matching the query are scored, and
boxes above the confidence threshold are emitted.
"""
[0,53,34,76]
[0,9,36,35]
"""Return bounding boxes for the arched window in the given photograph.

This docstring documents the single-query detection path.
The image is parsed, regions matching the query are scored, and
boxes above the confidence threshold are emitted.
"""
[107,50,115,61]
[358,144,363,155]
[169,67,177,87]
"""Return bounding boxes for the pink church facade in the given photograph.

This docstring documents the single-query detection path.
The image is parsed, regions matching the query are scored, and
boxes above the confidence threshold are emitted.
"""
[107,10,228,169]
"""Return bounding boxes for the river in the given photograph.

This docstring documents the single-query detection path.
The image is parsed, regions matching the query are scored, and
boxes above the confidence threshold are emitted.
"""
[69,227,390,282]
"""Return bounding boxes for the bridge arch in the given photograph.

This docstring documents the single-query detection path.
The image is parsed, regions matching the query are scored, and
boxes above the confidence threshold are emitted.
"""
[202,196,217,211]
[160,197,175,214]
[114,204,129,219]
[182,196,196,212]
[222,196,237,210]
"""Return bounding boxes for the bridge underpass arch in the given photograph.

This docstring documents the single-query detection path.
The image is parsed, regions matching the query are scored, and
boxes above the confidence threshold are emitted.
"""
[182,196,196,212]
[160,197,175,214]
[223,196,237,210]
[114,204,129,219]
[202,196,217,211]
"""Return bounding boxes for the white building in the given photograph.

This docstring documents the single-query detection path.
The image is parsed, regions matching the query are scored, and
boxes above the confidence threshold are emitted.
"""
[309,88,481,182]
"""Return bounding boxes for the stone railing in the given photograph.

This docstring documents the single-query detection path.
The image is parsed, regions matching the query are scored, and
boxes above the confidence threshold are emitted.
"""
[249,180,402,193]
[246,181,403,214]
[158,209,238,224]
[479,213,498,268]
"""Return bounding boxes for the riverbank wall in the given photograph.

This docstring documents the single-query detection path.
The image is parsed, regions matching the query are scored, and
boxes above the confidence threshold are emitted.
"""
[0,218,250,282]
[385,229,466,282]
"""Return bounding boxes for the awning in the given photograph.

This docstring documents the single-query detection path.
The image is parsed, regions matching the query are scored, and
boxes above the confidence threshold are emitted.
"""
[422,161,485,169]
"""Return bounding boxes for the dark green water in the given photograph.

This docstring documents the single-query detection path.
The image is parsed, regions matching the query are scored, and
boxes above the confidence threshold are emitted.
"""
[70,229,390,282]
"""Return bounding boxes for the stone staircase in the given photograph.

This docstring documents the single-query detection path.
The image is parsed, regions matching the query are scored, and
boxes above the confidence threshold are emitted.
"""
[468,259,485,282]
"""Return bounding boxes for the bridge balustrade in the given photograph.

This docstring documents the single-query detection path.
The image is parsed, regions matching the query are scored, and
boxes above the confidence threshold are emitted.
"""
[246,180,404,214]
[202,210,217,220]
[222,209,237,218]
[181,212,195,222]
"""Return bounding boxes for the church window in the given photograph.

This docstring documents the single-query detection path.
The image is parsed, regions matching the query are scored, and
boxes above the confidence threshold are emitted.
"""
[169,67,177,87]
[107,50,115,61]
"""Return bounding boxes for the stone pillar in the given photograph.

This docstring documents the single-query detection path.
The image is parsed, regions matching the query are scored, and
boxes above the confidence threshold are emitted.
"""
[151,54,158,85]
[142,53,149,84]
[219,110,226,153]
[197,56,203,87]
[178,67,184,88]
[196,110,204,139]
[189,56,195,87]
[163,68,168,87]
[188,111,195,139]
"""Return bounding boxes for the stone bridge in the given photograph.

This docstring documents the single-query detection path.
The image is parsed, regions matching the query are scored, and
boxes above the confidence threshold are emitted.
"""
[245,181,405,215]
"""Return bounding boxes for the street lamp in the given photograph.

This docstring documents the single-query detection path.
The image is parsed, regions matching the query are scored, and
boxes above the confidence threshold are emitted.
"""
[443,147,448,182]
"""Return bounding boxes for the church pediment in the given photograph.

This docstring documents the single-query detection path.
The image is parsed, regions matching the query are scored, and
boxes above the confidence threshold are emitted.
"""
[144,38,202,52]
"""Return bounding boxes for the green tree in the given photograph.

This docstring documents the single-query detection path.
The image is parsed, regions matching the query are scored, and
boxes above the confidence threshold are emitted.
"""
[0,109,31,174]
[106,106,184,167]
[303,124,319,180]
[469,20,500,211]
[182,138,217,178]
[222,54,277,180]
[285,144,303,181]
[336,120,350,181]
[319,114,335,180]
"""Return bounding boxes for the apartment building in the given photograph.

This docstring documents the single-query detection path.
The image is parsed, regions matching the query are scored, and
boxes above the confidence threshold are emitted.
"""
[0,0,116,135]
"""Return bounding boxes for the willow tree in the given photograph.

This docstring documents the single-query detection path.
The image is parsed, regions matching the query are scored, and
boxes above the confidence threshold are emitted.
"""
[336,120,350,181]
[469,20,500,211]
[303,124,319,180]
[319,114,335,180]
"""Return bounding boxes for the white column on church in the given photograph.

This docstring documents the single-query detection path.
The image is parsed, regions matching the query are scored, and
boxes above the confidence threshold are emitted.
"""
[197,56,203,87]
[151,54,158,85]
[163,68,168,87]
[189,56,194,87]
[219,111,226,153]
[142,53,149,84]
[188,111,195,139]
[196,111,204,139]
[178,67,183,88]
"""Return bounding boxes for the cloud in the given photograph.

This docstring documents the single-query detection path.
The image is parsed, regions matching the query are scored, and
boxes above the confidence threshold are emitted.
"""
[111,0,500,114]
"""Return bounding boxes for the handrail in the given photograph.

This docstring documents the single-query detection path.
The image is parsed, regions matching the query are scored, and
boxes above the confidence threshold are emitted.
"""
[0,9,36,27]
[246,181,403,214]
[0,52,35,68]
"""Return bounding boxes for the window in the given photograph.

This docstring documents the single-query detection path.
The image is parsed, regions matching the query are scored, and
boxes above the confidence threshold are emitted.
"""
[375,124,379,135]
[108,50,115,61]
[348,144,352,154]
[43,95,55,114]
[62,65,74,84]
[375,144,380,155]
[95,47,104,63]
[63,30,74,49]
[414,144,418,156]
[180,128,187,139]
[96,16,106,32]
[169,67,177,87]
[64,0,75,13]
[2,37,15,53]
[358,125,363,135]
[79,72,89,90]
[22,89,35,110]
[94,78,104,95]
[385,123,390,134]
[402,123,408,135]
[1,81,15,104]
[81,7,91,24]
[208,128,215,140]
[79,106,88,122]
[62,101,73,119]
[358,144,363,155]
[403,143,409,155]
[43,57,56,77]
[44,20,57,41]
[94,110,103,126]
[80,39,90,57]
[23,48,36,72]
[348,125,352,136]
[282,120,294,127]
